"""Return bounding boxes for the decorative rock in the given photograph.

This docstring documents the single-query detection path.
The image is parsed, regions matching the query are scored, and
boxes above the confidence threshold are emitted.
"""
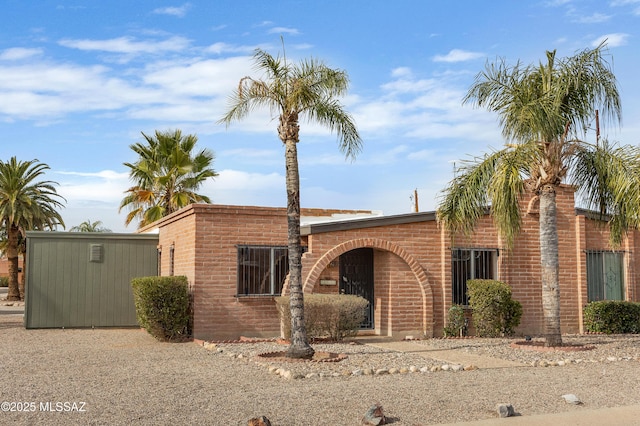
[268,366,279,374]
[409,366,418,373]
[562,394,583,405]
[430,366,441,372]
[607,356,617,362]
[362,403,386,425]
[451,364,463,372]
[419,366,430,373]
[496,403,515,418]
[363,368,374,375]
[248,416,272,426]
[388,368,399,374]
[305,373,318,379]
[441,364,451,371]
[557,360,565,366]
[375,369,389,375]
[352,369,364,376]
[399,367,409,374]
[463,365,478,371]
[539,360,549,367]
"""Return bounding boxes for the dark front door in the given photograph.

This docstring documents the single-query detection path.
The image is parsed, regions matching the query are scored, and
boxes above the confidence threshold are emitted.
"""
[339,248,374,329]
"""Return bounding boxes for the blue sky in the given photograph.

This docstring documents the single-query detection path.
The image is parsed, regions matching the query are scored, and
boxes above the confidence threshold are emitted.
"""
[1,0,639,232]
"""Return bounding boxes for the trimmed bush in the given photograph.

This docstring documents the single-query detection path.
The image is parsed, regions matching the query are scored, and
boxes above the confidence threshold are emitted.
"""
[583,301,640,334]
[0,276,8,287]
[467,279,522,337]
[443,304,467,337]
[131,276,191,341]
[275,294,369,341]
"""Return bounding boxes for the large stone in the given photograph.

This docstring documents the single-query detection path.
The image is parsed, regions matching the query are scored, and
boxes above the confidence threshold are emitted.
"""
[362,403,386,425]
[496,403,515,418]
[248,416,272,426]
[562,394,582,405]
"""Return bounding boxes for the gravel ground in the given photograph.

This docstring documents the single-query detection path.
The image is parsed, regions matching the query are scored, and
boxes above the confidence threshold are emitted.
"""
[2,313,640,425]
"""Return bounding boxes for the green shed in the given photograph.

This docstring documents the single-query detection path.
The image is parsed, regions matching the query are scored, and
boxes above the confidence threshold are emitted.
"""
[24,231,159,328]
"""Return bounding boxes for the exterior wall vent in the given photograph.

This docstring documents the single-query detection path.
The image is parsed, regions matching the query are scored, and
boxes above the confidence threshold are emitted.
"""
[90,244,103,262]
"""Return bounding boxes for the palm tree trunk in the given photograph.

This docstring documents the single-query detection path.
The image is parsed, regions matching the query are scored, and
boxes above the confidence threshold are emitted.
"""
[19,241,26,300]
[539,185,562,347]
[6,224,21,301]
[283,139,314,359]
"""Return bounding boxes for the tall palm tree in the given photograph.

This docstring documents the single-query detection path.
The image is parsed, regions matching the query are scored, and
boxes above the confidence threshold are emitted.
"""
[218,46,362,359]
[120,129,218,228]
[0,157,65,301]
[69,219,112,232]
[437,44,634,347]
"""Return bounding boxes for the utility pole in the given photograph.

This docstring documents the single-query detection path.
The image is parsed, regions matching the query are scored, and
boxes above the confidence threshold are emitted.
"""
[413,188,419,212]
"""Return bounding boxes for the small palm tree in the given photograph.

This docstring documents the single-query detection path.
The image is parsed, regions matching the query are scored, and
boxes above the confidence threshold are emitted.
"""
[219,45,362,358]
[437,44,637,347]
[0,157,65,300]
[69,219,112,233]
[120,129,218,228]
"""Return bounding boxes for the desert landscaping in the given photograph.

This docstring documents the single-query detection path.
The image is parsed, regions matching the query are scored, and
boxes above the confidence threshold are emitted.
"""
[2,308,640,425]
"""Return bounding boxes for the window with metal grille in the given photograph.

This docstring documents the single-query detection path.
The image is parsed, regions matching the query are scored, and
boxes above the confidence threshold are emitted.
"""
[451,248,497,305]
[237,246,290,296]
[586,251,624,302]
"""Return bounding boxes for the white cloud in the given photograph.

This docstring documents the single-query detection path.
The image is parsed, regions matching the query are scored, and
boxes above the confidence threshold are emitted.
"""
[152,4,191,17]
[592,33,629,47]
[204,169,285,206]
[267,27,300,35]
[0,47,43,61]
[433,49,485,63]
[205,42,256,54]
[55,170,130,203]
[574,12,611,23]
[59,36,191,54]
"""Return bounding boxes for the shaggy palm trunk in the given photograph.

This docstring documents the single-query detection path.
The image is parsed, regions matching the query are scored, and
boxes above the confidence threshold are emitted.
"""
[19,244,26,299]
[539,185,562,347]
[6,224,21,301]
[282,130,314,359]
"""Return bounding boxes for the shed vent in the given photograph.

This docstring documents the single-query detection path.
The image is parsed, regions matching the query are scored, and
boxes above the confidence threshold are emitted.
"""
[89,244,103,262]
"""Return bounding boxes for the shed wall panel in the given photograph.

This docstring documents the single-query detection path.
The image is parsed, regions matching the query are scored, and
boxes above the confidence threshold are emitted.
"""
[24,232,158,328]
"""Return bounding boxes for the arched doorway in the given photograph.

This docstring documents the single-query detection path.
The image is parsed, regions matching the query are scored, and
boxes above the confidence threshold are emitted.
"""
[340,248,374,329]
[303,238,434,337]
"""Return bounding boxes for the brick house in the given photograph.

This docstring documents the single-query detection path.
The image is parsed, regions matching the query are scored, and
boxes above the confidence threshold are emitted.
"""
[146,185,639,341]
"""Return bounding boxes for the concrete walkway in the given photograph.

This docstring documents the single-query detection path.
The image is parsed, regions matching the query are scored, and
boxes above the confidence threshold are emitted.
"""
[363,340,527,369]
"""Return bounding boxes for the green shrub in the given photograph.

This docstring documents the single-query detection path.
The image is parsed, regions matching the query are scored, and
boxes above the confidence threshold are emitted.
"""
[0,276,8,287]
[443,304,467,337]
[467,279,522,337]
[131,276,191,341]
[583,301,640,334]
[275,294,369,341]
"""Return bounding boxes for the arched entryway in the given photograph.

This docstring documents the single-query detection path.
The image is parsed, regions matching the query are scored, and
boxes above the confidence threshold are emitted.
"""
[302,238,434,337]
[339,247,375,329]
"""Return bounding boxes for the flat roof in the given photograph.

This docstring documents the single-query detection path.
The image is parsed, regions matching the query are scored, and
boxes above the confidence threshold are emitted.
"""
[300,211,437,235]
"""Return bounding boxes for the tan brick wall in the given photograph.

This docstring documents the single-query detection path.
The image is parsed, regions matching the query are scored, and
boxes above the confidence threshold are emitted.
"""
[154,187,640,341]
[154,204,374,341]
